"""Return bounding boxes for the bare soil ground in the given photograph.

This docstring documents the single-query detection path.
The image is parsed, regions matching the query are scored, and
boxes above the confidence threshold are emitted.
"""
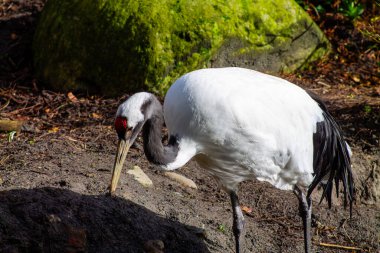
[0,1,379,253]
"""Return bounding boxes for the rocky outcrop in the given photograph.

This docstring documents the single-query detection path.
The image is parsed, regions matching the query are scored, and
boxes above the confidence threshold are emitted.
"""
[33,0,330,96]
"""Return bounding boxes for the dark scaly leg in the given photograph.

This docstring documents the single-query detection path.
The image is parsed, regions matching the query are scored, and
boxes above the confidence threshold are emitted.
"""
[229,190,245,253]
[293,185,312,253]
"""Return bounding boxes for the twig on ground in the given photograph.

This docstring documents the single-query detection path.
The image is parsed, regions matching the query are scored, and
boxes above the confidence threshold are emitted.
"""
[338,218,354,244]
[0,99,10,111]
[6,103,43,115]
[317,81,331,88]
[0,155,10,167]
[317,242,365,251]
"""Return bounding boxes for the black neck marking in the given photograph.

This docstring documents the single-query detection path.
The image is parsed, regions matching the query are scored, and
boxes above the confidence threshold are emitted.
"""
[141,96,179,166]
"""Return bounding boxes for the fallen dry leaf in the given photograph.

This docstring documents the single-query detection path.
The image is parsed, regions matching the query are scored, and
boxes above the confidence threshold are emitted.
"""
[374,87,380,96]
[48,126,60,133]
[91,112,103,119]
[241,205,253,214]
[352,75,360,83]
[10,5,19,12]
[67,92,79,103]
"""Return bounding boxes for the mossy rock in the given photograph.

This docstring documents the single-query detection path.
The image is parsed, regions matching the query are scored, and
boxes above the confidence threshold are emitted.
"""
[33,0,330,96]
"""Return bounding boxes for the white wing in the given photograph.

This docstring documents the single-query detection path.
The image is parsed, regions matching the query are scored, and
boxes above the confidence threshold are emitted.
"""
[164,67,324,190]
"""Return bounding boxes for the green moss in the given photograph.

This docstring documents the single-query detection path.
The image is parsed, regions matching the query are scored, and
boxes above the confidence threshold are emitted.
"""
[33,0,330,96]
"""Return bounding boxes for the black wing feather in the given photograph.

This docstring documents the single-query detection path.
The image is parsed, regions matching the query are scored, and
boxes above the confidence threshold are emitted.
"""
[306,92,355,216]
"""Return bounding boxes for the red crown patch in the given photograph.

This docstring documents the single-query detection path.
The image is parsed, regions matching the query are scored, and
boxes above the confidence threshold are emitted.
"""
[115,117,127,136]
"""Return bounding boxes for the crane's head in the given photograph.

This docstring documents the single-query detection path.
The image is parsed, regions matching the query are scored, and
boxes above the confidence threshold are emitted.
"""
[109,92,155,195]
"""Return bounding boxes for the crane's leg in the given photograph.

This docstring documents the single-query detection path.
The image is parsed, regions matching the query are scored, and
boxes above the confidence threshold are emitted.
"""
[229,191,245,253]
[293,186,312,253]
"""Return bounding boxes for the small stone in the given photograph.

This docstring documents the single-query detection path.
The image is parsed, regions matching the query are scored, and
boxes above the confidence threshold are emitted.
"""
[188,226,208,239]
[127,166,153,187]
[71,182,87,192]
[164,172,197,189]
[143,240,164,253]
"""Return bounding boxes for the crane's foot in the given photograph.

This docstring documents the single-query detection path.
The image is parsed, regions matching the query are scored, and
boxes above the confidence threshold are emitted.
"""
[230,191,245,253]
[294,186,312,253]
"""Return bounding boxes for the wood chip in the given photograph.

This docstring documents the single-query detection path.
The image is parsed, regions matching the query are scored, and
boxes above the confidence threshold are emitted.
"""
[163,172,197,189]
[127,166,153,187]
[0,119,24,132]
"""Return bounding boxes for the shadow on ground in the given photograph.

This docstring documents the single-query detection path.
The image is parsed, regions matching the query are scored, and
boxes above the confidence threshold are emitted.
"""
[0,187,209,253]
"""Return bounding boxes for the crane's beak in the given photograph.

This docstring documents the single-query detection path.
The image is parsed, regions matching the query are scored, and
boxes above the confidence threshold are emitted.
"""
[109,135,131,195]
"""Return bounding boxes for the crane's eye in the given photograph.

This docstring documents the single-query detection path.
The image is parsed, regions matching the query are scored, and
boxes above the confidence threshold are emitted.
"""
[115,117,128,139]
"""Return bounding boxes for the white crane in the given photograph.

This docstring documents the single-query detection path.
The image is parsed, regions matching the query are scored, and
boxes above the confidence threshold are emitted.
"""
[109,67,354,253]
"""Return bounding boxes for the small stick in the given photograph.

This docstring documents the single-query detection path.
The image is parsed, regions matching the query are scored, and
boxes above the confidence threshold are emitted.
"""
[317,242,364,251]
[317,81,331,88]
[0,155,10,166]
[6,103,43,115]
[0,99,10,111]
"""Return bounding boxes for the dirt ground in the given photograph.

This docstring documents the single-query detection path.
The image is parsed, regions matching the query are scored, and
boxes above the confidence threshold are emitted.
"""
[0,1,379,253]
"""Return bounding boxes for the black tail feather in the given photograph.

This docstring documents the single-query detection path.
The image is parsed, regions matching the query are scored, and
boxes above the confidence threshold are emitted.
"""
[306,92,355,216]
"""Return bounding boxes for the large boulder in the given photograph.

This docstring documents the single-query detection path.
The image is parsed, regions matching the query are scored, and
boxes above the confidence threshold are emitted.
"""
[33,0,330,96]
